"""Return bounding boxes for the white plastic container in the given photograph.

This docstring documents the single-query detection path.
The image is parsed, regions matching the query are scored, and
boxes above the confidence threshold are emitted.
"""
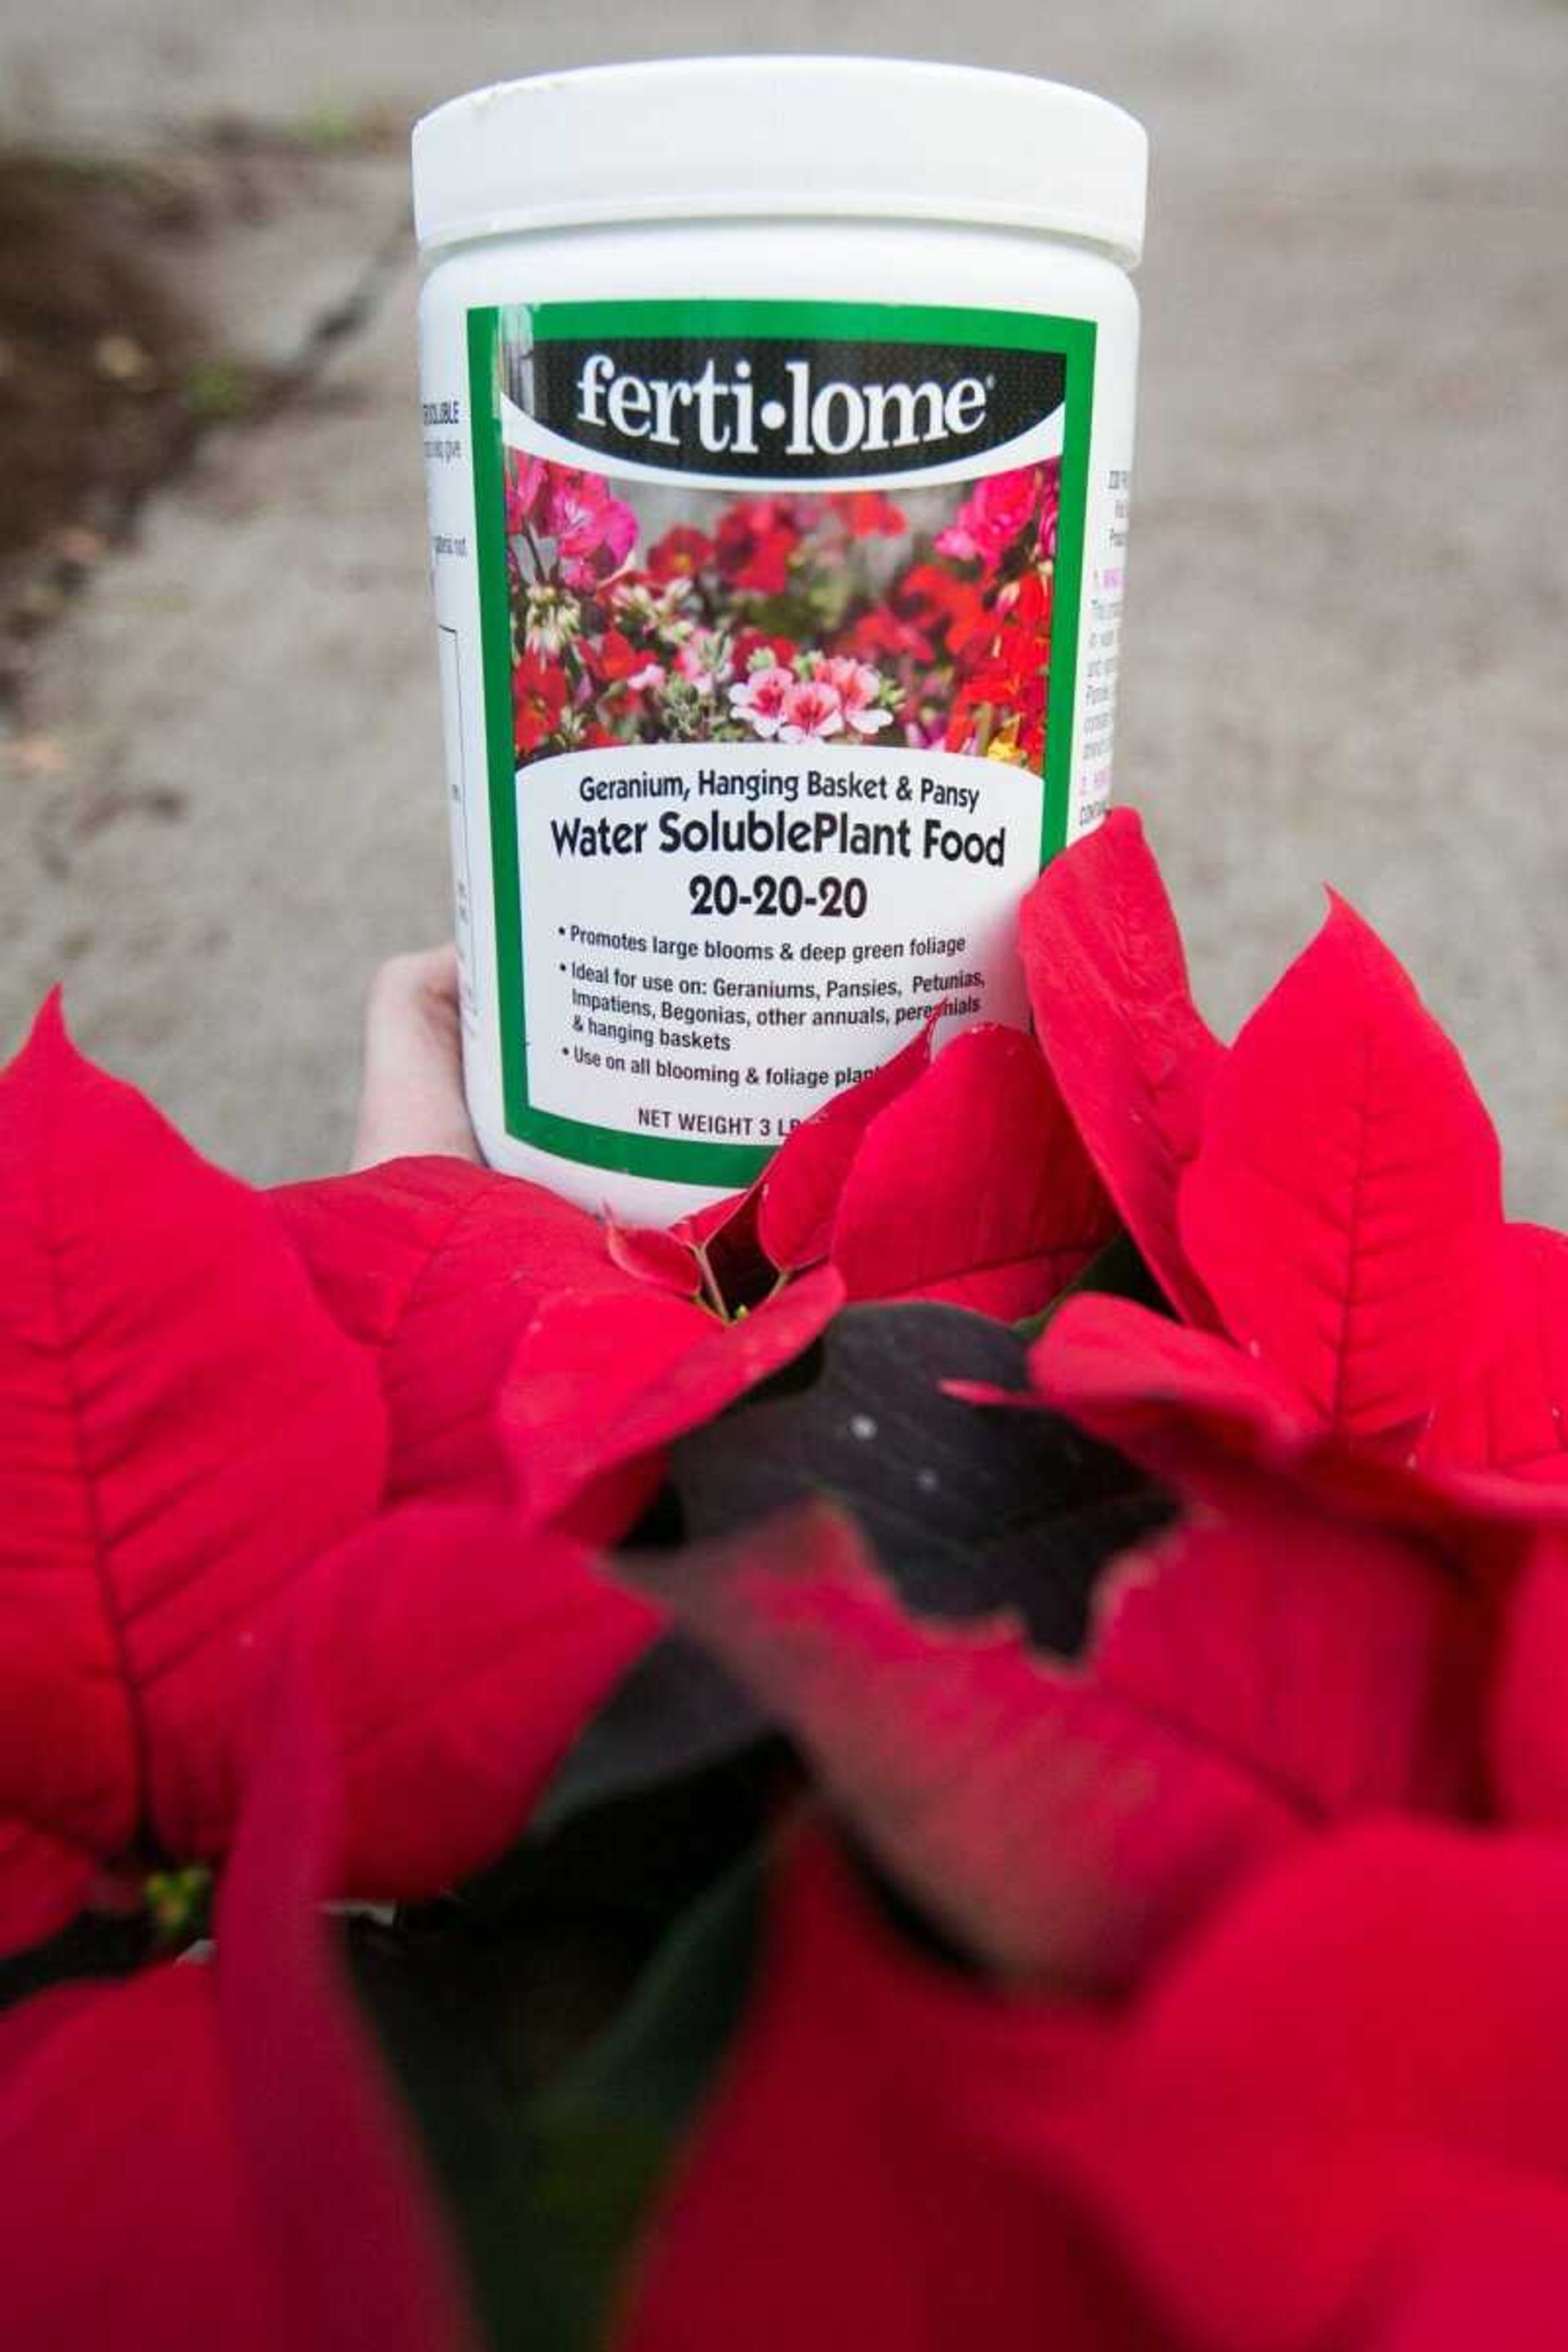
[413,57,1147,1222]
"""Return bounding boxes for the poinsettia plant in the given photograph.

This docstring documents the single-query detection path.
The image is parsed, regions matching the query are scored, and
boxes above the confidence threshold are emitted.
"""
[5,808,1568,2352]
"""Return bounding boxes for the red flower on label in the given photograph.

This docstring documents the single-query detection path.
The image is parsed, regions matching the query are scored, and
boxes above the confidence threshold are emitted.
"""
[647,523,714,581]
[936,461,1056,572]
[715,497,804,595]
[511,650,568,756]
[826,488,908,538]
[729,627,800,676]
[898,561,992,661]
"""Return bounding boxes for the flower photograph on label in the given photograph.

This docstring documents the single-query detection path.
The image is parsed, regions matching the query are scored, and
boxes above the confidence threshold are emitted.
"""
[498,452,1060,774]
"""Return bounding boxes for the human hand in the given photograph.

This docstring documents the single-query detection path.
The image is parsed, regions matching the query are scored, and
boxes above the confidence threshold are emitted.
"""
[350,944,481,1170]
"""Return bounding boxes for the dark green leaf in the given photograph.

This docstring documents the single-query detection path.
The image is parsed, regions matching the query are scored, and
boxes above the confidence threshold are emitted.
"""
[673,1301,1168,1654]
[1013,1227,1170,1342]
[528,1633,772,1843]
[356,1838,768,2352]
[459,1732,789,1931]
[0,1908,155,2014]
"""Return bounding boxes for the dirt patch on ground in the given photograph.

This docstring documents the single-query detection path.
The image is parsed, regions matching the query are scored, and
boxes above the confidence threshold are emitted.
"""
[0,159,204,562]
[0,135,406,700]
[0,151,296,692]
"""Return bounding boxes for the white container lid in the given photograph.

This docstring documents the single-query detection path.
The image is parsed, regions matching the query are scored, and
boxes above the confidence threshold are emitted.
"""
[413,56,1147,267]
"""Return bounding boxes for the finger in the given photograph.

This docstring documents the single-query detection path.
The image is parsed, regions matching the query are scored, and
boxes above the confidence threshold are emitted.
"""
[350,946,481,1170]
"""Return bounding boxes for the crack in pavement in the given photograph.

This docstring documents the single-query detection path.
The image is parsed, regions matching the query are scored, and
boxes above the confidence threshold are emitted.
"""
[2,169,413,721]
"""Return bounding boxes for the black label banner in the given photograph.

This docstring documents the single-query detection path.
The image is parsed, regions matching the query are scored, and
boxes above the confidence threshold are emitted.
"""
[516,336,1067,480]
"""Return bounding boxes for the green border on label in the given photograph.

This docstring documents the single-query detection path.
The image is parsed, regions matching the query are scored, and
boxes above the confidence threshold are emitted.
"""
[466,296,1098,1186]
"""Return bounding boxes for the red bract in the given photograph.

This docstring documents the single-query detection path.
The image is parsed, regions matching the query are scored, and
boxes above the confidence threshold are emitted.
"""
[1040,1823,1568,2352]
[0,999,379,1949]
[748,1016,937,1273]
[239,1500,656,1900]
[1019,809,1223,1322]
[0,1010,654,1951]
[281,1018,1117,1548]
[500,1267,844,1539]
[828,1025,1113,1316]
[1031,1294,1568,1579]
[1022,825,1548,1507]
[1419,1223,1568,1480]
[276,1156,651,1503]
[630,1817,1568,2352]
[1490,1532,1568,1827]
[700,1018,1111,1324]
[1181,893,1508,1435]
[604,1215,706,1301]
[1028,1292,1318,1464]
[618,1492,1485,1993]
[0,1694,479,2352]
[621,1828,1150,2352]
[279,1153,847,1540]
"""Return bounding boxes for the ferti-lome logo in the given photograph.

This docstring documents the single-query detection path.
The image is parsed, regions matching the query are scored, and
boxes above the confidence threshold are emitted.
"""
[525,335,1067,479]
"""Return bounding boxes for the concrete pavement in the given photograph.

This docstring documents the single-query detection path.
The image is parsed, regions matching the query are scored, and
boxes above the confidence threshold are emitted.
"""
[2,0,1566,1203]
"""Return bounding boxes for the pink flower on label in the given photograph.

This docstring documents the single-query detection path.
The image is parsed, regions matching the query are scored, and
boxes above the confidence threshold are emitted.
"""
[504,453,548,537]
[817,656,894,735]
[544,470,639,590]
[727,662,795,741]
[934,466,1045,570]
[778,676,845,744]
[1036,458,1061,559]
[626,659,666,692]
[675,633,724,695]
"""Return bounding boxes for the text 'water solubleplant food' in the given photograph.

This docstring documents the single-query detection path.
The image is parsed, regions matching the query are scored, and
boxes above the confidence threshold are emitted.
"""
[413,56,1147,1218]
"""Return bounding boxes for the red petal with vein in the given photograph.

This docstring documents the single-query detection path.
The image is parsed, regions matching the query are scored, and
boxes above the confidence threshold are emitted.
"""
[829,1026,1114,1318]
[623,1827,1156,2352]
[1041,1824,1568,2352]
[1019,811,1223,1323]
[1032,1294,1319,1472]
[255,1503,657,1897]
[626,1494,1482,1991]
[0,1000,385,1953]
[276,1157,642,1503]
[0,1623,130,1949]
[0,1696,478,2352]
[1421,1224,1568,1481]
[1179,894,1508,1436]
[501,1267,843,1535]
[753,1017,936,1272]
